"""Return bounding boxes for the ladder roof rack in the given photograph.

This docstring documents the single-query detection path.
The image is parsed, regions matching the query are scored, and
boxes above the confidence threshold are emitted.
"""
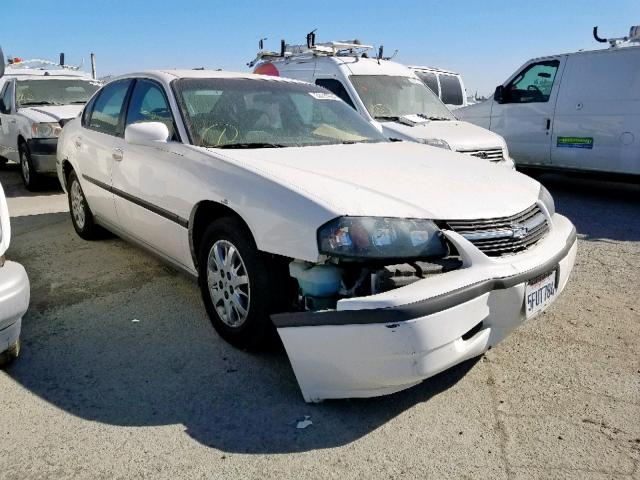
[248,35,374,67]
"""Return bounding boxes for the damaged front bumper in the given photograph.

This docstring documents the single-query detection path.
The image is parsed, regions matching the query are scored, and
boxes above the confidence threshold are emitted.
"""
[273,214,577,402]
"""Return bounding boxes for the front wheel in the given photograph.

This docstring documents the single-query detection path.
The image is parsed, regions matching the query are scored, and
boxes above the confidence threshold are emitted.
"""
[67,170,101,240]
[19,144,41,191]
[198,217,293,350]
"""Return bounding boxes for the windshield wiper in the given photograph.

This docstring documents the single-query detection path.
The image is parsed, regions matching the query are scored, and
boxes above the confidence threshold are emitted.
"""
[215,142,287,149]
[374,115,401,122]
[69,100,88,104]
[416,114,450,121]
[20,101,62,106]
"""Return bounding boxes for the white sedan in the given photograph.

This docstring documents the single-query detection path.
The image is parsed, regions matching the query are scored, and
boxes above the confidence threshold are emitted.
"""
[57,70,577,402]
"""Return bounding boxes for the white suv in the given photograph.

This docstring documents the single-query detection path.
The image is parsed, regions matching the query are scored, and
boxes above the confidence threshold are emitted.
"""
[0,55,100,189]
[57,70,576,402]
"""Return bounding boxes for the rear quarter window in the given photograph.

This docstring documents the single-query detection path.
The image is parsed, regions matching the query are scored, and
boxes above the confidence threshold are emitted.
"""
[439,74,464,106]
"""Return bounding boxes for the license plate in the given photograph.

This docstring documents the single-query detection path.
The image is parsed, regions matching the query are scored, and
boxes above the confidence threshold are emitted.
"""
[525,270,557,318]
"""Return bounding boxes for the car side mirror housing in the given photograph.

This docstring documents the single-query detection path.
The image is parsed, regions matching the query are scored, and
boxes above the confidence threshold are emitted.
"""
[493,85,504,104]
[125,122,170,146]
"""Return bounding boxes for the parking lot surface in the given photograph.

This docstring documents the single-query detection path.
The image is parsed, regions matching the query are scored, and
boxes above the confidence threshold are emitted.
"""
[0,164,638,480]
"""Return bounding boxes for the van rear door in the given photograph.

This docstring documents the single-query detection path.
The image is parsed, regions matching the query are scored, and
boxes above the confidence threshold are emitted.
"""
[489,57,566,166]
[550,48,640,175]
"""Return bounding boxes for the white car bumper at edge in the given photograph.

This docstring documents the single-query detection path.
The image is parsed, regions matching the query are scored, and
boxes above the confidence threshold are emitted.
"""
[0,261,30,354]
[274,213,577,402]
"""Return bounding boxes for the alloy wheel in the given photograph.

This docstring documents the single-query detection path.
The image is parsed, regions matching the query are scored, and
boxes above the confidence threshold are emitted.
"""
[70,180,86,229]
[207,239,251,327]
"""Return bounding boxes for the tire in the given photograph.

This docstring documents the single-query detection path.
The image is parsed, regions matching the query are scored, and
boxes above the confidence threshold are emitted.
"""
[19,143,41,191]
[198,217,293,350]
[0,339,20,368]
[67,170,102,240]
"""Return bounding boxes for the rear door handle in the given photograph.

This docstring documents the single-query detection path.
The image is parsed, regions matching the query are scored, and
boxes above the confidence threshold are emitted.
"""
[112,148,123,161]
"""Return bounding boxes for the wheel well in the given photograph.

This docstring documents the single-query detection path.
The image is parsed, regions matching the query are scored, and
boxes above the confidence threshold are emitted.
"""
[189,201,254,270]
[61,160,74,189]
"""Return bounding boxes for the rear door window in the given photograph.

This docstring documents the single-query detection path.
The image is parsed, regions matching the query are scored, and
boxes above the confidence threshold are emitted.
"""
[415,72,439,96]
[439,74,464,106]
[315,79,356,109]
[88,80,132,136]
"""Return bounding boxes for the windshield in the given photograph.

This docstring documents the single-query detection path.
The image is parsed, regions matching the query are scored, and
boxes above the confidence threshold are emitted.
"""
[173,78,387,148]
[350,75,455,121]
[16,79,101,106]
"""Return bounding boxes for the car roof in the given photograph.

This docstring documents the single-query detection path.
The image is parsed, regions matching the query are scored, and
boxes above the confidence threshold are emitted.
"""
[108,69,310,85]
[408,65,460,76]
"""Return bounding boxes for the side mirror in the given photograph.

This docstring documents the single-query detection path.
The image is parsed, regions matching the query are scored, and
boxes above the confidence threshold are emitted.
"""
[125,122,170,146]
[493,85,504,104]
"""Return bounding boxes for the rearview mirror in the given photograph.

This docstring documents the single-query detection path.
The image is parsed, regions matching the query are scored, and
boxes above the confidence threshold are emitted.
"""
[125,122,170,146]
[493,85,504,103]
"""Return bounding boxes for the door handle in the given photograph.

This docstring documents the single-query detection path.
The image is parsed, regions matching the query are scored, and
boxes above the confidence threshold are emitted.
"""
[9,119,16,124]
[545,118,551,130]
[112,148,123,161]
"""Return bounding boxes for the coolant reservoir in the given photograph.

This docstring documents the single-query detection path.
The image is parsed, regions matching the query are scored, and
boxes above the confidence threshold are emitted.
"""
[289,261,342,298]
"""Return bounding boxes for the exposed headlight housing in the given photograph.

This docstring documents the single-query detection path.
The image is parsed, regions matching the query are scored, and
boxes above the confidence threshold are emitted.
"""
[318,216,448,260]
[31,122,62,139]
[538,185,555,217]
[421,138,451,150]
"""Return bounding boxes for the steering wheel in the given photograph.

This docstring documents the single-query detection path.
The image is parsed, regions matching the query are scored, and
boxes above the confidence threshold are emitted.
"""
[371,103,392,117]
[200,123,240,147]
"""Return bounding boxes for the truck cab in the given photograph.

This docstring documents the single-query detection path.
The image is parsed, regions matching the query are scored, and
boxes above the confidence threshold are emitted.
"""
[456,26,640,177]
[251,38,514,168]
[0,53,101,189]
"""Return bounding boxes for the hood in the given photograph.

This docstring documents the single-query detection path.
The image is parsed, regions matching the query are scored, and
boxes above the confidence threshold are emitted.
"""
[381,119,506,152]
[207,142,540,220]
[18,104,83,123]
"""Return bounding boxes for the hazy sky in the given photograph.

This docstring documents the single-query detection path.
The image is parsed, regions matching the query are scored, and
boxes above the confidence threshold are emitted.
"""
[2,0,637,95]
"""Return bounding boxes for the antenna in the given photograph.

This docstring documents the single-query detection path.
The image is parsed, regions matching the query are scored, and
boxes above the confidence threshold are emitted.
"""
[593,26,607,43]
[306,29,317,48]
[280,39,286,57]
[59,52,65,66]
[90,53,97,80]
[377,45,383,64]
[259,37,267,50]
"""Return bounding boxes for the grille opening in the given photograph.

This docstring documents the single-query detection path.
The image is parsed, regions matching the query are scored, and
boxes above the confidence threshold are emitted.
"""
[462,321,484,341]
[458,148,504,162]
[446,204,549,257]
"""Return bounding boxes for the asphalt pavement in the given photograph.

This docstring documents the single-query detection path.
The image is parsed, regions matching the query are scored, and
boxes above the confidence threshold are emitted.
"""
[0,163,638,480]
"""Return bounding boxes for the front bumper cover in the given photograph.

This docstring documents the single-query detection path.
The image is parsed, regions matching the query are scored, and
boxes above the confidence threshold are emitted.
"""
[0,260,30,353]
[27,138,58,173]
[274,214,577,402]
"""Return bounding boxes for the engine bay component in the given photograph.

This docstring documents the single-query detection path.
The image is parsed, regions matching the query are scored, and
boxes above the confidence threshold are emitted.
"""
[372,258,463,293]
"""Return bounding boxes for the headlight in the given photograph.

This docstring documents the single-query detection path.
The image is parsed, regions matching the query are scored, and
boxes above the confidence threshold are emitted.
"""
[318,216,448,260]
[538,185,555,217]
[31,122,62,138]
[421,138,451,150]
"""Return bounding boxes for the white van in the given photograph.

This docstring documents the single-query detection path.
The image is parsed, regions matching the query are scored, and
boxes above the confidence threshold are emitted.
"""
[0,50,101,189]
[457,26,640,177]
[409,66,467,110]
[250,37,514,167]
